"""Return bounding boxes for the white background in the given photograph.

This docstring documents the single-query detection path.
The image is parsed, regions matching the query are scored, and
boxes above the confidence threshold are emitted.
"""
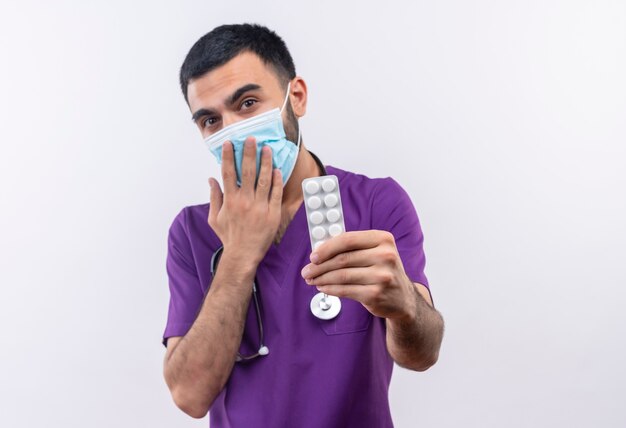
[1,1,625,427]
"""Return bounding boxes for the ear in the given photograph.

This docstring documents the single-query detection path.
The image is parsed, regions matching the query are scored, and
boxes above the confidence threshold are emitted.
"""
[289,76,308,118]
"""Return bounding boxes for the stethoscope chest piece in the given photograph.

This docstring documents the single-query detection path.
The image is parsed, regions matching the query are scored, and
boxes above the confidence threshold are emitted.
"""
[310,292,341,320]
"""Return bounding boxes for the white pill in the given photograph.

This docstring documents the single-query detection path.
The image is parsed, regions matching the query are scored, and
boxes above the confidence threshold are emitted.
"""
[329,224,342,236]
[305,180,320,194]
[307,196,322,209]
[326,209,340,223]
[324,194,338,207]
[312,226,326,240]
[322,178,336,192]
[313,240,326,250]
[310,211,324,225]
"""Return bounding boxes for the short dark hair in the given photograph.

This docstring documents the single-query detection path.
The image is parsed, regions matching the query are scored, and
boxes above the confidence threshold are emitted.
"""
[179,23,297,102]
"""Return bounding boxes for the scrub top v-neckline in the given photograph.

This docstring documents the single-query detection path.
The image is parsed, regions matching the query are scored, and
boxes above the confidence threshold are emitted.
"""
[261,195,307,289]
[266,200,307,263]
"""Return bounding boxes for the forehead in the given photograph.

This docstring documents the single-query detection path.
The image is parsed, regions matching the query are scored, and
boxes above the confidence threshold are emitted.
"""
[186,51,283,110]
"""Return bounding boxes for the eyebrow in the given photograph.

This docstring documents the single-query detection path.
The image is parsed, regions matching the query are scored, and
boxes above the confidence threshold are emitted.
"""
[191,83,262,123]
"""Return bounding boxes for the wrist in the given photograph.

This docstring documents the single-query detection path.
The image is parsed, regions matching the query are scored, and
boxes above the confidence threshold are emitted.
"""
[217,248,260,279]
[389,279,419,324]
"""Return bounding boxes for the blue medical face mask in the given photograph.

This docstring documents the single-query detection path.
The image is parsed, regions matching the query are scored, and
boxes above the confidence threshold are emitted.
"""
[204,82,301,186]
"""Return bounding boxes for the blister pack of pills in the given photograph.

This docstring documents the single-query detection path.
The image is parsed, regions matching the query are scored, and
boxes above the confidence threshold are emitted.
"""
[301,175,346,251]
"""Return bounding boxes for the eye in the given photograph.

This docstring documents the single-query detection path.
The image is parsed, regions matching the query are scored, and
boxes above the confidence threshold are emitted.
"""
[241,98,257,110]
[202,116,219,128]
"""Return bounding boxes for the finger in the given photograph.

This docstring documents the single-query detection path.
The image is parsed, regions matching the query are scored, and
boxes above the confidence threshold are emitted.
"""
[315,284,372,304]
[255,145,272,201]
[240,136,257,195]
[208,177,223,226]
[221,141,237,194]
[269,168,283,210]
[310,230,387,264]
[301,248,376,280]
[305,267,379,287]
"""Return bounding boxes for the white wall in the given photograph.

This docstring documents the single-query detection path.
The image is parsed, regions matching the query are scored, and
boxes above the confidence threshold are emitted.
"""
[1,1,624,427]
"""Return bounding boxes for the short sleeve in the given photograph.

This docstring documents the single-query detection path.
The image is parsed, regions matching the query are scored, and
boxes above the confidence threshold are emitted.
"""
[371,177,434,306]
[162,207,204,347]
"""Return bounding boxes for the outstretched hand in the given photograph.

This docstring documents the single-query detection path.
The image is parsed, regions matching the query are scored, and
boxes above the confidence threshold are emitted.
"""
[300,230,418,320]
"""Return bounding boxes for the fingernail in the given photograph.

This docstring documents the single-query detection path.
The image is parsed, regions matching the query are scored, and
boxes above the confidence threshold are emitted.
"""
[301,266,310,277]
[305,278,313,284]
[310,253,319,263]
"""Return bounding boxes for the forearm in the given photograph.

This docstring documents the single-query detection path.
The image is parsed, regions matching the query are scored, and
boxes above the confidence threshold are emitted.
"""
[385,282,444,371]
[164,251,257,416]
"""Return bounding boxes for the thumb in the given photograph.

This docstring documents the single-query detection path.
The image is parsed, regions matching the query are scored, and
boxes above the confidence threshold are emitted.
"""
[208,177,223,225]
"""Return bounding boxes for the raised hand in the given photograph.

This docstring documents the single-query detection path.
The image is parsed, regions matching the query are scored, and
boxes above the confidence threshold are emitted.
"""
[208,137,283,267]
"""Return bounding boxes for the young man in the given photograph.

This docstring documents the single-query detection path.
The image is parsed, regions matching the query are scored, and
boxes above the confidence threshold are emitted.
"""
[162,23,444,427]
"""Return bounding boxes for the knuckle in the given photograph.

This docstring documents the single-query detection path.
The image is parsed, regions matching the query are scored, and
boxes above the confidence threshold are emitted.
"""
[382,250,396,264]
[379,271,394,286]
[240,199,252,210]
[381,230,394,243]
[337,252,350,267]
[338,270,348,284]
[373,284,385,299]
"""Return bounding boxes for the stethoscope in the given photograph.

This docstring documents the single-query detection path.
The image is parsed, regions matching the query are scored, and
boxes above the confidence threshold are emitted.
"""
[209,151,341,362]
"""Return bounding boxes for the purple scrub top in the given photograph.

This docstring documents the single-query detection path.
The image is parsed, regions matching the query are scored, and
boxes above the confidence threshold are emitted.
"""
[163,164,431,428]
